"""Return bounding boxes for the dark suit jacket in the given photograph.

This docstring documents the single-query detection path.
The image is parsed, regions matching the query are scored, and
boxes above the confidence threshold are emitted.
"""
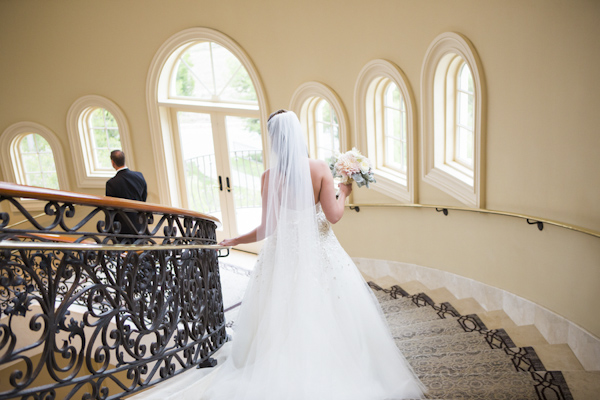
[106,168,148,236]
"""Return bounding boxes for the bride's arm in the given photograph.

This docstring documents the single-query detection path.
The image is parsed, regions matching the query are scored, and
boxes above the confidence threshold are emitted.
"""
[319,162,352,224]
[218,171,268,246]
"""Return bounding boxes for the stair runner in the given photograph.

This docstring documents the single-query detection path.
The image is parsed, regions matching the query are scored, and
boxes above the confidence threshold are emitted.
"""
[368,282,574,400]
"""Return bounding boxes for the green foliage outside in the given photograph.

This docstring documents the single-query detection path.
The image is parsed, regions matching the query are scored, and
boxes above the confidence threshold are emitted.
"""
[176,52,196,96]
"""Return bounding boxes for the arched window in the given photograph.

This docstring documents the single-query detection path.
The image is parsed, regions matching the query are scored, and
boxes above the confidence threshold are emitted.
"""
[67,95,133,188]
[355,60,417,203]
[15,133,59,189]
[421,32,486,208]
[1,122,69,209]
[147,28,269,253]
[289,82,348,163]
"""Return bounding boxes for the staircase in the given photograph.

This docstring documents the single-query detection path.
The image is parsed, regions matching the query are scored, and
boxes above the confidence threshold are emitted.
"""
[367,275,599,400]
[128,258,600,399]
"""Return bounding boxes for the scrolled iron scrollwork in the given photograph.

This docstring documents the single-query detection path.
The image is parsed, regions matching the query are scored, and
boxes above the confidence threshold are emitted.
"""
[0,192,226,399]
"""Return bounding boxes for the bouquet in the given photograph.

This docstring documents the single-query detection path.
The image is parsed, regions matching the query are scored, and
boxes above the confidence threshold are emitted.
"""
[329,148,376,188]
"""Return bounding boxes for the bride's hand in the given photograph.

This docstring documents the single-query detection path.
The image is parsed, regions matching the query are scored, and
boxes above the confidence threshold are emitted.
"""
[338,182,352,197]
[219,238,237,247]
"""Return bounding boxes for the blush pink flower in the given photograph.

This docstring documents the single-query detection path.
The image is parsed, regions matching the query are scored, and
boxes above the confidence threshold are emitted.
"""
[335,154,360,177]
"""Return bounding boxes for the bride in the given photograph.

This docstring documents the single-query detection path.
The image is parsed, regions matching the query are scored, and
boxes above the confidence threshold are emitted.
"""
[194,110,425,399]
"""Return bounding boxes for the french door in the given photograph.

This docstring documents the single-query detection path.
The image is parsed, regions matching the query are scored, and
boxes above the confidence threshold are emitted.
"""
[171,109,265,253]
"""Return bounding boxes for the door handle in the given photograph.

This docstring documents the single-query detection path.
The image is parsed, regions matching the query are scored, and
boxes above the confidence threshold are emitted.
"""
[226,177,231,192]
[218,176,223,191]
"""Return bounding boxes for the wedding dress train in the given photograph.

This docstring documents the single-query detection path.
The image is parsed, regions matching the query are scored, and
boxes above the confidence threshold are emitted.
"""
[194,204,425,400]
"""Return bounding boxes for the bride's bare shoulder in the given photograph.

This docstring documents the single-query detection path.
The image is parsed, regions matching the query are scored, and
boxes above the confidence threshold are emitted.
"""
[308,159,328,175]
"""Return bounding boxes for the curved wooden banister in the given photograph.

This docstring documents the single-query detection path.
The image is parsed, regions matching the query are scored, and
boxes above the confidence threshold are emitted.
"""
[0,181,221,227]
[346,203,600,238]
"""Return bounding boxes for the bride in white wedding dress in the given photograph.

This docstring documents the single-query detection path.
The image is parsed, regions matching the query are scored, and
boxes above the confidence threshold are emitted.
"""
[179,110,425,399]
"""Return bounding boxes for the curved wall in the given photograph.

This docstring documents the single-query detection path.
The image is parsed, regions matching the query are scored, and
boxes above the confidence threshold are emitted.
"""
[1,0,598,363]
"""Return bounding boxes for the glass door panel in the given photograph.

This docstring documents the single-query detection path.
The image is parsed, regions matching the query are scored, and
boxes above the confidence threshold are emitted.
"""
[176,111,225,228]
[225,116,264,236]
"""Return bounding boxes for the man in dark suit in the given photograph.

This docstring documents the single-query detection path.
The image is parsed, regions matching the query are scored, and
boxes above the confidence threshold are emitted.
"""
[105,150,147,236]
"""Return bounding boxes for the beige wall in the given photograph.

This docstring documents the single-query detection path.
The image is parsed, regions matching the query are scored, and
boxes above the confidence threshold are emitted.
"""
[1,1,599,336]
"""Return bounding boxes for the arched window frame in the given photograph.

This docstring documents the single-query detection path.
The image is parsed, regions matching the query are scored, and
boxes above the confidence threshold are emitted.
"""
[421,32,486,208]
[0,121,70,210]
[66,95,134,188]
[289,82,349,161]
[355,59,417,203]
[146,28,269,206]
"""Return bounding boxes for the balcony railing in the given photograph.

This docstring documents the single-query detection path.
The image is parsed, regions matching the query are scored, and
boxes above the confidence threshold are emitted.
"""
[0,182,229,399]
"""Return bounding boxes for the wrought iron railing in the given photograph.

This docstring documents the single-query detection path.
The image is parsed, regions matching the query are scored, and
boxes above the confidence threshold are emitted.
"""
[0,182,229,399]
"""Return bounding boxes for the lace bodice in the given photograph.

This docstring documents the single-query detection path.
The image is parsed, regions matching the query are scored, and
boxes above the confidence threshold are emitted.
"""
[315,203,333,238]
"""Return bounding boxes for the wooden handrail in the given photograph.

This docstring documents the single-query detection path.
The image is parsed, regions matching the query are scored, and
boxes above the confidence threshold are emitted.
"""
[0,182,221,227]
[346,203,600,238]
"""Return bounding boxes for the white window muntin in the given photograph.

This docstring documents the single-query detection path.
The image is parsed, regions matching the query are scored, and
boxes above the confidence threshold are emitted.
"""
[169,41,258,106]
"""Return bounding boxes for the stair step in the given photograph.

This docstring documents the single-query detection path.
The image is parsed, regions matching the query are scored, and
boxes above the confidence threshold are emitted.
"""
[562,370,600,400]
[396,280,430,295]
[391,317,467,341]
[533,343,584,371]
[503,324,549,347]
[370,275,401,289]
[408,348,517,375]
[380,297,419,314]
[450,297,487,315]
[396,331,493,357]
[421,371,539,400]
[424,287,458,304]
[386,306,443,326]
[477,310,518,330]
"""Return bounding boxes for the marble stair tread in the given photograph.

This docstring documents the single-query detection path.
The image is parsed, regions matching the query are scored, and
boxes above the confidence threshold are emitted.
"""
[386,306,443,326]
[477,309,518,330]
[370,275,402,289]
[420,371,539,400]
[502,324,549,347]
[394,280,430,295]
[561,370,600,400]
[396,331,493,356]
[391,317,467,341]
[422,287,458,304]
[532,344,584,371]
[449,297,487,315]
[407,347,518,375]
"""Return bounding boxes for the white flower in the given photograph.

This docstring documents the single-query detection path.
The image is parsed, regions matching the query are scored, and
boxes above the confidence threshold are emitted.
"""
[359,159,370,173]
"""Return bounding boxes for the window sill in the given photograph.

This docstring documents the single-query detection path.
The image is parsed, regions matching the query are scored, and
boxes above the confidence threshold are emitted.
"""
[371,168,412,203]
[423,164,477,207]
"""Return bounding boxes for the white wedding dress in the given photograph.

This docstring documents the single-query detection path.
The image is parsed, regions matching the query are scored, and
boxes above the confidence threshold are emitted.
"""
[153,111,425,400]
[196,205,426,400]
